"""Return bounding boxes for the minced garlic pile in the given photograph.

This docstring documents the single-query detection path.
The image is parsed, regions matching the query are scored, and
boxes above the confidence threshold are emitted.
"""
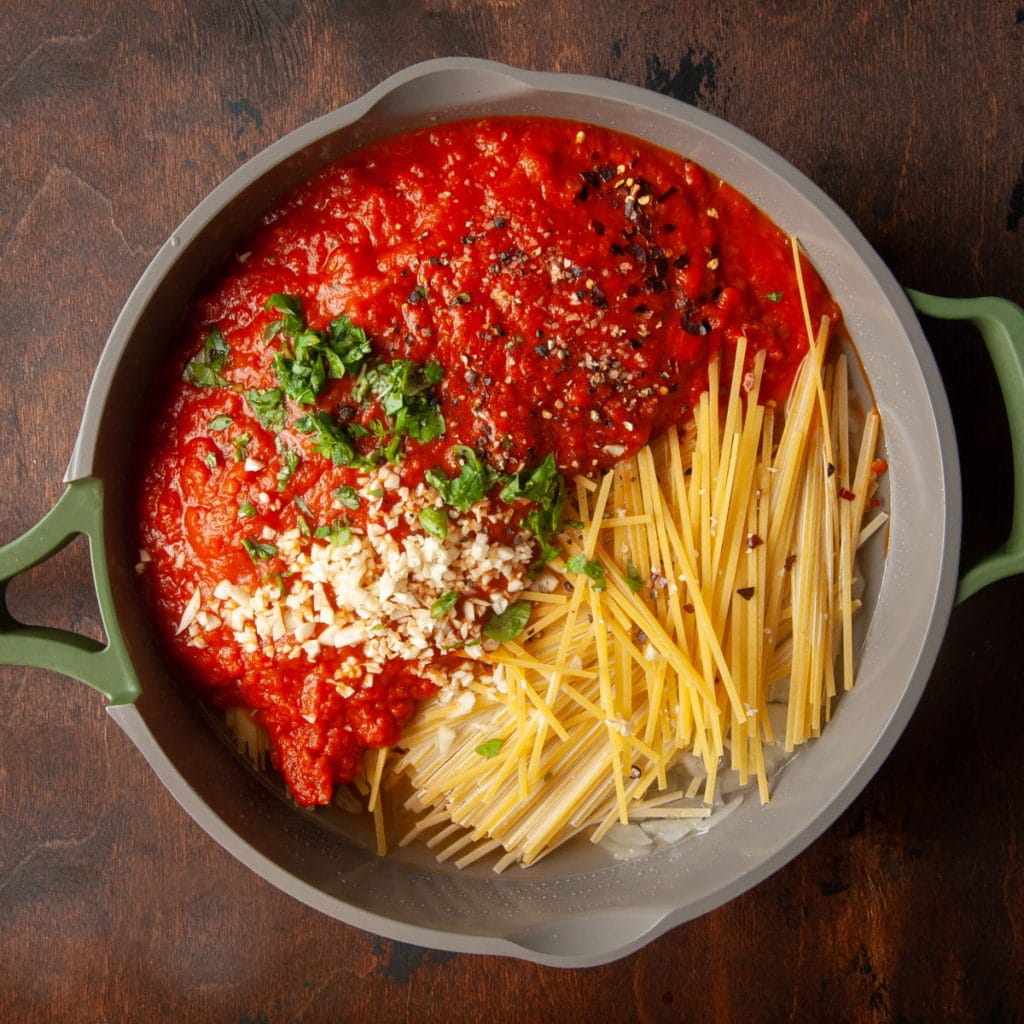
[151,466,540,705]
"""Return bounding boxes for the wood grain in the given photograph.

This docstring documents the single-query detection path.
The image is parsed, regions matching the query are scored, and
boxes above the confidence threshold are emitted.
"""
[1,2,1022,1021]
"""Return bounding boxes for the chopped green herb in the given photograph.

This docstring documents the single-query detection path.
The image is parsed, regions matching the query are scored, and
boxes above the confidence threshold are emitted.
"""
[368,488,384,498]
[293,495,314,519]
[276,440,299,491]
[430,591,459,618]
[354,358,446,447]
[232,432,251,462]
[245,388,287,432]
[305,411,361,467]
[419,506,449,540]
[238,500,257,518]
[763,291,783,302]
[475,738,504,759]
[624,559,644,593]
[426,445,499,511]
[315,522,353,546]
[207,415,233,432]
[202,451,218,470]
[565,553,607,591]
[324,313,372,377]
[266,297,371,405]
[332,485,361,510]
[242,538,277,563]
[264,293,304,338]
[501,453,566,563]
[482,600,532,642]
[185,327,230,387]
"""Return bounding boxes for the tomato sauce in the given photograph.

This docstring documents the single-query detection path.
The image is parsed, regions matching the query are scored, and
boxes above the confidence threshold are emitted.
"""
[136,117,840,806]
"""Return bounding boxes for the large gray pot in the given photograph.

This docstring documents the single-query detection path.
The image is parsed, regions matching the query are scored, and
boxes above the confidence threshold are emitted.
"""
[2,58,1023,968]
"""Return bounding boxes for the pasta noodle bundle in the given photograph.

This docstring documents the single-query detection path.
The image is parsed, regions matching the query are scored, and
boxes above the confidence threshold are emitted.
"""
[384,317,885,870]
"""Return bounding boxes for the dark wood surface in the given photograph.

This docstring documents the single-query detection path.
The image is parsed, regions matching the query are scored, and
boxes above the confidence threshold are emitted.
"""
[2,2,1023,1021]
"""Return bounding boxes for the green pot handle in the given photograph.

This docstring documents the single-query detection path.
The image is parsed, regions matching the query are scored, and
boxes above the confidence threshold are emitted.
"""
[0,477,140,704]
[907,290,1024,604]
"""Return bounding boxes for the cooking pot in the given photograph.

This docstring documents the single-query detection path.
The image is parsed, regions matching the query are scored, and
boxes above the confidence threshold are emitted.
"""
[2,58,1023,968]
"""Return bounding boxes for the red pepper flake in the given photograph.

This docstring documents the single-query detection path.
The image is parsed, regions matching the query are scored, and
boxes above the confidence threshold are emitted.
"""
[683,602,695,613]
[839,488,856,501]
[746,533,763,549]
[871,459,889,476]
[869,497,882,508]
[736,586,755,601]
[784,554,797,572]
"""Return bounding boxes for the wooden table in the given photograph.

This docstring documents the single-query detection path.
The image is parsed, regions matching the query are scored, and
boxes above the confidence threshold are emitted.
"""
[2,3,1022,1020]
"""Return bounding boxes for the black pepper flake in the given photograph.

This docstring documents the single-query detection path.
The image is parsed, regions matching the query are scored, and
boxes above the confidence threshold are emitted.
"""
[580,169,603,188]
[493,216,507,228]
[629,338,643,350]
[576,186,590,203]
[629,765,642,780]
[657,186,677,202]
[590,284,608,308]
[461,235,477,245]
[827,463,836,477]
[661,223,677,233]
[633,304,651,314]
[736,586,755,601]
[407,287,426,305]
[592,220,605,236]
[672,253,691,270]
[598,164,616,182]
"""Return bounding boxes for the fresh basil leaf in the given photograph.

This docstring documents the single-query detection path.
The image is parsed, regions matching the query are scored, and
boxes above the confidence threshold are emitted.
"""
[482,600,532,642]
[273,347,326,406]
[242,538,277,563]
[565,553,607,591]
[244,388,287,432]
[264,293,304,338]
[305,411,361,466]
[475,738,503,758]
[427,445,498,511]
[232,432,251,462]
[276,441,299,491]
[207,415,233,432]
[325,314,372,376]
[202,451,218,470]
[332,485,361,510]
[185,327,229,387]
[430,591,459,618]
[315,522,353,546]
[501,453,566,564]
[419,507,448,540]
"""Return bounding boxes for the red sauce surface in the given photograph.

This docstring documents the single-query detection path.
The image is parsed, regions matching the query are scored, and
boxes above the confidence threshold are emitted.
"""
[136,117,840,805]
